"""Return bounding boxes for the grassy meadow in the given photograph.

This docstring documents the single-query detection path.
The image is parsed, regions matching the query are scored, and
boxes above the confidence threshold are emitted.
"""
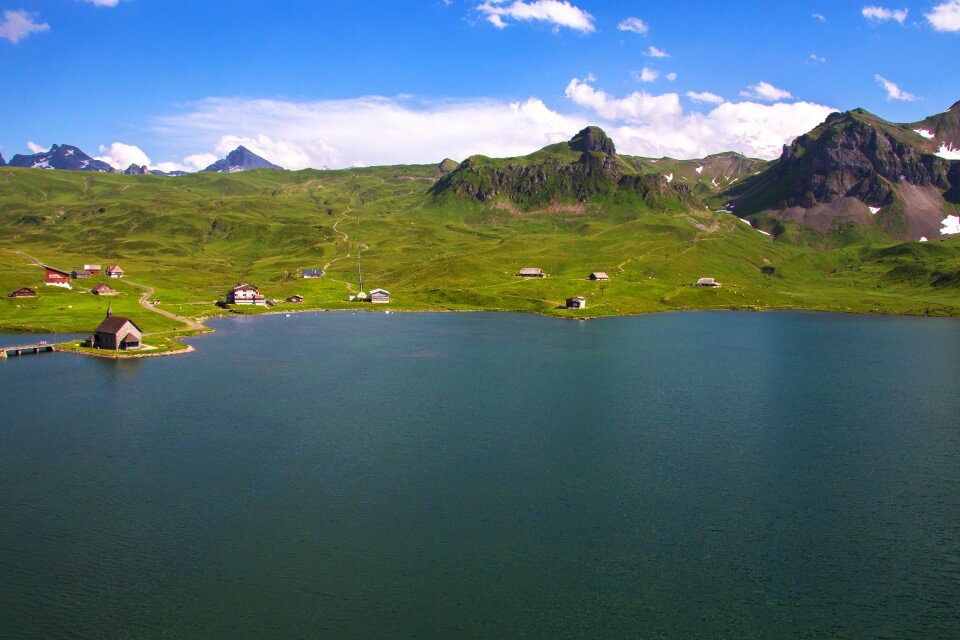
[2,163,960,335]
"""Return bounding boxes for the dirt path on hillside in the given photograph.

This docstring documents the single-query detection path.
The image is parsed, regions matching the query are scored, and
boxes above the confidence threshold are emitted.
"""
[5,248,203,334]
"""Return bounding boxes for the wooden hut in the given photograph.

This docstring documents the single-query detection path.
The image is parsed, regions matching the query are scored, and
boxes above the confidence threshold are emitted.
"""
[370,288,390,304]
[696,277,720,287]
[566,296,587,309]
[589,272,610,281]
[72,269,93,280]
[286,295,304,303]
[84,264,102,275]
[302,269,324,279]
[517,267,545,278]
[9,287,36,298]
[91,283,118,296]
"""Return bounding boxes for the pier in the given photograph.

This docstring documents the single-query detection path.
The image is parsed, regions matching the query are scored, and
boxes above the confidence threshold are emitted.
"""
[0,342,66,359]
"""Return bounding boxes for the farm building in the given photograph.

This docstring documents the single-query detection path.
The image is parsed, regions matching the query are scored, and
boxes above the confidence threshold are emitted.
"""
[72,270,93,280]
[106,265,124,278]
[286,295,304,303]
[92,306,142,350]
[44,266,72,289]
[566,296,587,309]
[589,272,610,281]
[84,264,102,275]
[92,283,117,296]
[228,283,266,305]
[302,269,324,279]
[517,267,545,278]
[9,287,36,298]
[696,278,721,287]
[370,288,390,304]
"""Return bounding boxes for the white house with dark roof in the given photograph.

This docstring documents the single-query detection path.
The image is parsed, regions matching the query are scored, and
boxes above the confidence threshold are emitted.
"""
[228,283,266,305]
[370,288,390,304]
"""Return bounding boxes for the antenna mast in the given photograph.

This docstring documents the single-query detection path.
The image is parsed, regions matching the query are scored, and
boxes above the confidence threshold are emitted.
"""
[356,184,363,294]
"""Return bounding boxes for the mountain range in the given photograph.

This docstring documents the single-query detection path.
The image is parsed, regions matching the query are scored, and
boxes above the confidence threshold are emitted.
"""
[3,100,959,242]
[3,144,283,176]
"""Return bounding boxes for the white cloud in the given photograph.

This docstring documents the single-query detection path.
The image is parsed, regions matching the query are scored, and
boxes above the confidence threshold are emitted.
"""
[862,6,908,24]
[95,142,151,170]
[809,53,827,63]
[875,74,916,101]
[83,0,121,6]
[813,12,826,22]
[0,9,50,43]
[634,66,659,83]
[27,141,47,154]
[565,77,681,121]
[666,72,677,82]
[617,16,648,34]
[926,0,960,31]
[739,81,793,102]
[686,91,725,105]
[150,79,834,170]
[154,95,592,170]
[644,45,669,57]
[476,1,595,33]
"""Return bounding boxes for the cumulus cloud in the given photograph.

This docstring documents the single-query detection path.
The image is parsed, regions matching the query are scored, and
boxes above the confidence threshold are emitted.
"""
[567,78,834,159]
[644,45,669,57]
[0,9,49,43]
[809,53,827,63]
[617,16,648,34]
[665,72,677,82]
[634,66,659,83]
[95,142,151,170]
[686,91,725,105]
[862,5,908,24]
[739,81,793,102]
[149,78,834,170]
[476,0,595,33]
[875,74,916,101]
[926,0,960,31]
[27,141,47,154]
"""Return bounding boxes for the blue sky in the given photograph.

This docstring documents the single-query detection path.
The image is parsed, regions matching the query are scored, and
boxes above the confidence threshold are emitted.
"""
[1,1,958,170]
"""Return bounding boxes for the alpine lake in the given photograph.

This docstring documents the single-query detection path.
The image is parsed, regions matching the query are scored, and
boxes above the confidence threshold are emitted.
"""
[1,310,959,639]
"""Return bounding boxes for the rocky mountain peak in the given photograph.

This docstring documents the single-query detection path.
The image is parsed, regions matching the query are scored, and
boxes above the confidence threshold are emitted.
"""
[202,145,283,173]
[569,126,616,155]
[8,144,115,172]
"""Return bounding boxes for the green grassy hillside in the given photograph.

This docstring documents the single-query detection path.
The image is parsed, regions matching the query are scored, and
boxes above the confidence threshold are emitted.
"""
[3,158,960,335]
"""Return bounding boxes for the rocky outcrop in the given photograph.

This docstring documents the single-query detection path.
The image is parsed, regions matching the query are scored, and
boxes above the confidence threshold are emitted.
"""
[432,127,690,209]
[772,110,951,210]
[124,164,149,175]
[0,152,5,167]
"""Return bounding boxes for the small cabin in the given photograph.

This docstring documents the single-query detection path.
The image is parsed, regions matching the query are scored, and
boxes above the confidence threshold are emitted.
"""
[84,264,102,275]
[91,283,117,296]
[44,266,72,288]
[696,277,720,287]
[370,288,390,304]
[517,267,545,278]
[9,287,36,298]
[566,296,587,309]
[106,265,124,278]
[302,269,324,279]
[92,308,142,350]
[228,283,266,305]
[286,295,304,303]
[589,272,610,281]
[72,269,93,280]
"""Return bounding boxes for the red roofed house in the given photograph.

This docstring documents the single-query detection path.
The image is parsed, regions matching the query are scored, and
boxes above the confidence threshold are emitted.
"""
[92,305,142,350]
[228,283,266,305]
[84,264,102,275]
[106,265,125,278]
[45,266,72,289]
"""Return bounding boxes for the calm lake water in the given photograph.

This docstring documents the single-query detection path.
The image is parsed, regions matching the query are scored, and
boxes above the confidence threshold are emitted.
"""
[1,311,959,638]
